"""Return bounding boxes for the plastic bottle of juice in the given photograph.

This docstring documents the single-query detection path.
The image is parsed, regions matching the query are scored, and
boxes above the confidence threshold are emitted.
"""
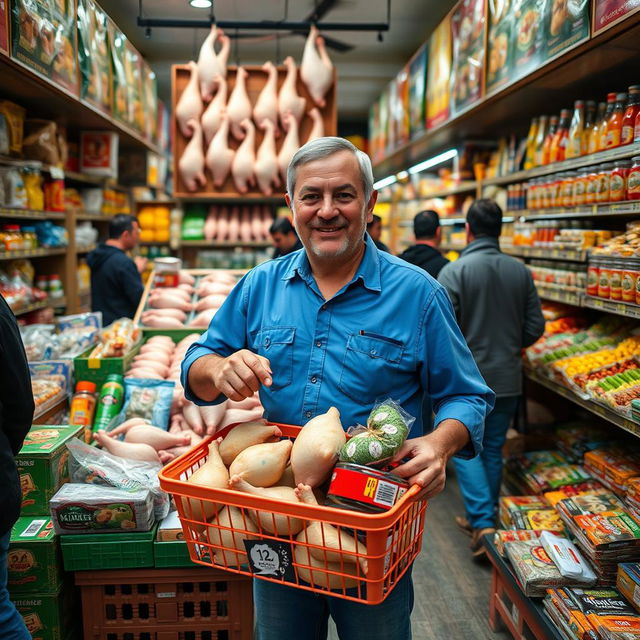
[581,101,597,155]
[542,116,559,165]
[566,101,585,159]
[550,109,571,163]
[589,102,607,154]
[622,86,640,145]
[599,93,617,150]
[606,92,627,149]
[533,115,548,167]
[524,117,538,170]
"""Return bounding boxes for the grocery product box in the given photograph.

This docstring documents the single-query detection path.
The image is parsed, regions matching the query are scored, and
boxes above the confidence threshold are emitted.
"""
[79,131,119,178]
[14,582,78,640]
[16,426,83,516]
[61,527,155,571]
[73,341,140,388]
[617,564,640,612]
[156,510,184,541]
[8,517,61,594]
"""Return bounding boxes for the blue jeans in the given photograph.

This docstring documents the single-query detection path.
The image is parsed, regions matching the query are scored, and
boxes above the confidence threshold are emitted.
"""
[253,568,414,640]
[0,531,30,639]
[452,396,519,530]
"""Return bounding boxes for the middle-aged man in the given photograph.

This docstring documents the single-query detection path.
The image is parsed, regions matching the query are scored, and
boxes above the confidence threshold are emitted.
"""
[398,209,449,279]
[0,294,35,639]
[270,216,303,259]
[86,213,147,326]
[438,198,545,558]
[182,138,494,640]
[366,213,390,252]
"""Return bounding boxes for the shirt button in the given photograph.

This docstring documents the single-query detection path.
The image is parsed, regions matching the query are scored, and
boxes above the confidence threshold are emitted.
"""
[310,376,317,383]
[370,348,377,355]
[305,411,312,418]
[315,341,322,348]
[264,337,271,347]
[321,304,327,310]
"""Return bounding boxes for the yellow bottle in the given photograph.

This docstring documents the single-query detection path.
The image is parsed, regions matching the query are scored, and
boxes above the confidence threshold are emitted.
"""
[533,115,548,167]
[566,100,585,159]
[588,102,606,155]
[524,117,538,170]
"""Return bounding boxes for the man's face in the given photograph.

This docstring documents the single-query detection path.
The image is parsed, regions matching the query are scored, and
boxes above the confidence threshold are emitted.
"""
[286,151,377,260]
[122,221,140,250]
[368,219,382,242]
[271,231,297,253]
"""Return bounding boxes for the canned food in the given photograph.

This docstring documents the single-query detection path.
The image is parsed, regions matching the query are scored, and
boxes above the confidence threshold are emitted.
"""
[327,463,409,513]
[622,260,639,303]
[610,261,623,301]
[597,263,611,299]
[154,257,182,287]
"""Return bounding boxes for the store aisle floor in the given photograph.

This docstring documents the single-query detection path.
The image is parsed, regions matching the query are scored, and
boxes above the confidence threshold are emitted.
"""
[328,469,512,640]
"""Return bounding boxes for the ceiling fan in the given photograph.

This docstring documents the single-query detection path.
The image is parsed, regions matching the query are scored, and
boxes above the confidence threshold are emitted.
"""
[136,0,391,53]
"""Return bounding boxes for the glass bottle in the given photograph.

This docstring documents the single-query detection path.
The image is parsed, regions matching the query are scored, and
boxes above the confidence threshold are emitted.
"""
[605,92,627,149]
[533,115,548,167]
[566,101,585,159]
[588,102,606,154]
[598,92,617,151]
[581,100,597,155]
[524,117,538,170]
[622,86,640,145]
[550,109,571,163]
[542,115,559,165]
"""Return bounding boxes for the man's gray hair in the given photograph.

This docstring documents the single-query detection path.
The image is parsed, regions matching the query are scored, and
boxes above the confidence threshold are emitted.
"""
[286,137,374,202]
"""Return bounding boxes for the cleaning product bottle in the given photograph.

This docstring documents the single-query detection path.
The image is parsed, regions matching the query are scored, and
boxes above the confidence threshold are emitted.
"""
[92,374,125,434]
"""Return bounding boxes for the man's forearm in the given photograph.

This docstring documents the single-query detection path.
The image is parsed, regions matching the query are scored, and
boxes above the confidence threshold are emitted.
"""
[428,418,470,460]
[188,353,225,402]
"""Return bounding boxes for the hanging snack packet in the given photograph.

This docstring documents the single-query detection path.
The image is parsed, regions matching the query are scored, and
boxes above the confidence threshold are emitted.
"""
[338,399,414,466]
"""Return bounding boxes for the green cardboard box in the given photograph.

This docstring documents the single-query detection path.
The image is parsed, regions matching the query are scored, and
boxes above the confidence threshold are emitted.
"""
[16,426,83,516]
[14,582,78,640]
[8,517,61,594]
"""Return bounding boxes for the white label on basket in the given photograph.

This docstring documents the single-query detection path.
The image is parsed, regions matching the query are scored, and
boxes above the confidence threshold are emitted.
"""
[373,480,399,507]
[243,540,295,582]
[157,592,176,598]
[21,519,47,537]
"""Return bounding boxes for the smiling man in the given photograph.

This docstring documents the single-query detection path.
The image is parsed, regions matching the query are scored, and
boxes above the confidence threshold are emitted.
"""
[181,137,494,640]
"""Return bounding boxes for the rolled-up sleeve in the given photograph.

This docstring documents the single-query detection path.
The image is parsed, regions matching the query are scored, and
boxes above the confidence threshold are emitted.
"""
[181,275,250,405]
[421,287,495,458]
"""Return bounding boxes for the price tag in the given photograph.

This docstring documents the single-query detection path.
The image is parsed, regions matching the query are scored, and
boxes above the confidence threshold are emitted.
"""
[617,303,627,314]
[244,539,296,582]
[49,167,64,180]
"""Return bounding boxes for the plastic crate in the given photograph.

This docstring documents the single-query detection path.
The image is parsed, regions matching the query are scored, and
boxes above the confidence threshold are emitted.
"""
[75,567,253,640]
[159,424,427,605]
[61,528,156,571]
[154,540,194,568]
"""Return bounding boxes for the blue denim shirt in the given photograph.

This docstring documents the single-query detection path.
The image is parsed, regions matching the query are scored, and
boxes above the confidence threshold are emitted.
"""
[181,235,494,457]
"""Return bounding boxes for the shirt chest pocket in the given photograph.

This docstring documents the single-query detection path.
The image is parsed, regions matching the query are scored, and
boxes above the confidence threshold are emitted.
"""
[255,327,295,390]
[338,333,406,404]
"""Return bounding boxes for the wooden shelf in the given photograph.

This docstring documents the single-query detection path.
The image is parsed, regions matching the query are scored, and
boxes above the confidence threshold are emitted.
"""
[525,367,640,438]
[0,53,159,154]
[75,213,114,222]
[11,296,67,316]
[373,15,640,178]
[0,207,65,220]
[534,284,583,307]
[503,247,587,262]
[76,244,97,254]
[135,200,177,206]
[0,247,67,260]
[177,194,286,204]
[180,241,271,249]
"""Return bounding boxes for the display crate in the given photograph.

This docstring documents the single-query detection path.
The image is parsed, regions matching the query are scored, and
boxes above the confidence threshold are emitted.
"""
[75,567,253,640]
[73,341,142,388]
[61,528,156,571]
[154,540,194,568]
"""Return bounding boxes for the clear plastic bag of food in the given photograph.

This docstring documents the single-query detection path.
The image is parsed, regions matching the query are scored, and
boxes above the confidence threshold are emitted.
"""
[20,323,59,360]
[89,317,140,358]
[114,378,175,430]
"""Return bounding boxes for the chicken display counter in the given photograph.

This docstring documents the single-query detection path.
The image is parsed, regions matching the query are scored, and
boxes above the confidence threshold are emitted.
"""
[134,268,247,339]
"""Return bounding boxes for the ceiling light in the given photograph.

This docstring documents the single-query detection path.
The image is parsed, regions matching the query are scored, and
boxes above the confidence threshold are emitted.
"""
[407,149,458,175]
[373,175,397,190]
[189,0,212,7]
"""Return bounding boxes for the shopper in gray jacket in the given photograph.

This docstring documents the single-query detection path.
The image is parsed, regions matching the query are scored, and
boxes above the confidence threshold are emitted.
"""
[438,199,545,557]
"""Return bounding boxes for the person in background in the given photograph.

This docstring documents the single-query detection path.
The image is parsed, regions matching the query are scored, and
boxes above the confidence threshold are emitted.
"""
[0,294,35,639]
[86,214,146,326]
[438,198,545,558]
[182,137,493,640]
[269,216,303,259]
[398,210,449,278]
[366,213,389,252]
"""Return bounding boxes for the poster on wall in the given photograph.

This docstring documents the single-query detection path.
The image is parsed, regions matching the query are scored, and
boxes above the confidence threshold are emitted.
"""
[368,102,381,164]
[109,21,130,126]
[77,0,112,114]
[0,0,8,54]
[395,65,410,147]
[386,79,399,155]
[593,0,640,34]
[10,0,78,95]
[451,0,486,114]
[408,44,427,139]
[426,15,452,129]
[544,0,590,59]
[378,88,390,161]
[511,0,547,79]
[486,0,514,92]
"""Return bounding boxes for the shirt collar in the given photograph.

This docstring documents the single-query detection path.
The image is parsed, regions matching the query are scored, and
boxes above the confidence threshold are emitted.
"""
[281,233,382,292]
[461,236,501,256]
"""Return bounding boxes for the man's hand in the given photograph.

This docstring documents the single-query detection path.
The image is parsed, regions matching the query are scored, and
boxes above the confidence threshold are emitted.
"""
[190,350,272,403]
[392,419,470,500]
[134,256,148,273]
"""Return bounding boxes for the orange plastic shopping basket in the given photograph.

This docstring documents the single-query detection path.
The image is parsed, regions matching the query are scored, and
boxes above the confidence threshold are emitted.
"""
[159,422,428,605]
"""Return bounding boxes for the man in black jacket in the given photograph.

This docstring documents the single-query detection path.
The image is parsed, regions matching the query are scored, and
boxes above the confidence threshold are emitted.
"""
[0,295,34,638]
[86,214,146,326]
[398,210,449,278]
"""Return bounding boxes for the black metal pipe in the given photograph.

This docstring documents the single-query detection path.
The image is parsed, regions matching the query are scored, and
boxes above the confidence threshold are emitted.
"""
[135,17,390,31]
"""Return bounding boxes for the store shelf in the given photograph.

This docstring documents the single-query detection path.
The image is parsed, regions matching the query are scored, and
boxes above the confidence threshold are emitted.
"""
[76,244,97,254]
[180,240,272,248]
[0,247,67,260]
[583,295,640,319]
[78,288,91,297]
[177,194,286,204]
[503,247,587,262]
[0,207,66,220]
[534,284,582,307]
[440,244,466,252]
[135,200,177,206]
[11,296,67,316]
[75,213,114,222]
[396,183,479,201]
[508,201,640,220]
[373,15,640,178]
[524,367,640,438]
[0,54,159,154]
